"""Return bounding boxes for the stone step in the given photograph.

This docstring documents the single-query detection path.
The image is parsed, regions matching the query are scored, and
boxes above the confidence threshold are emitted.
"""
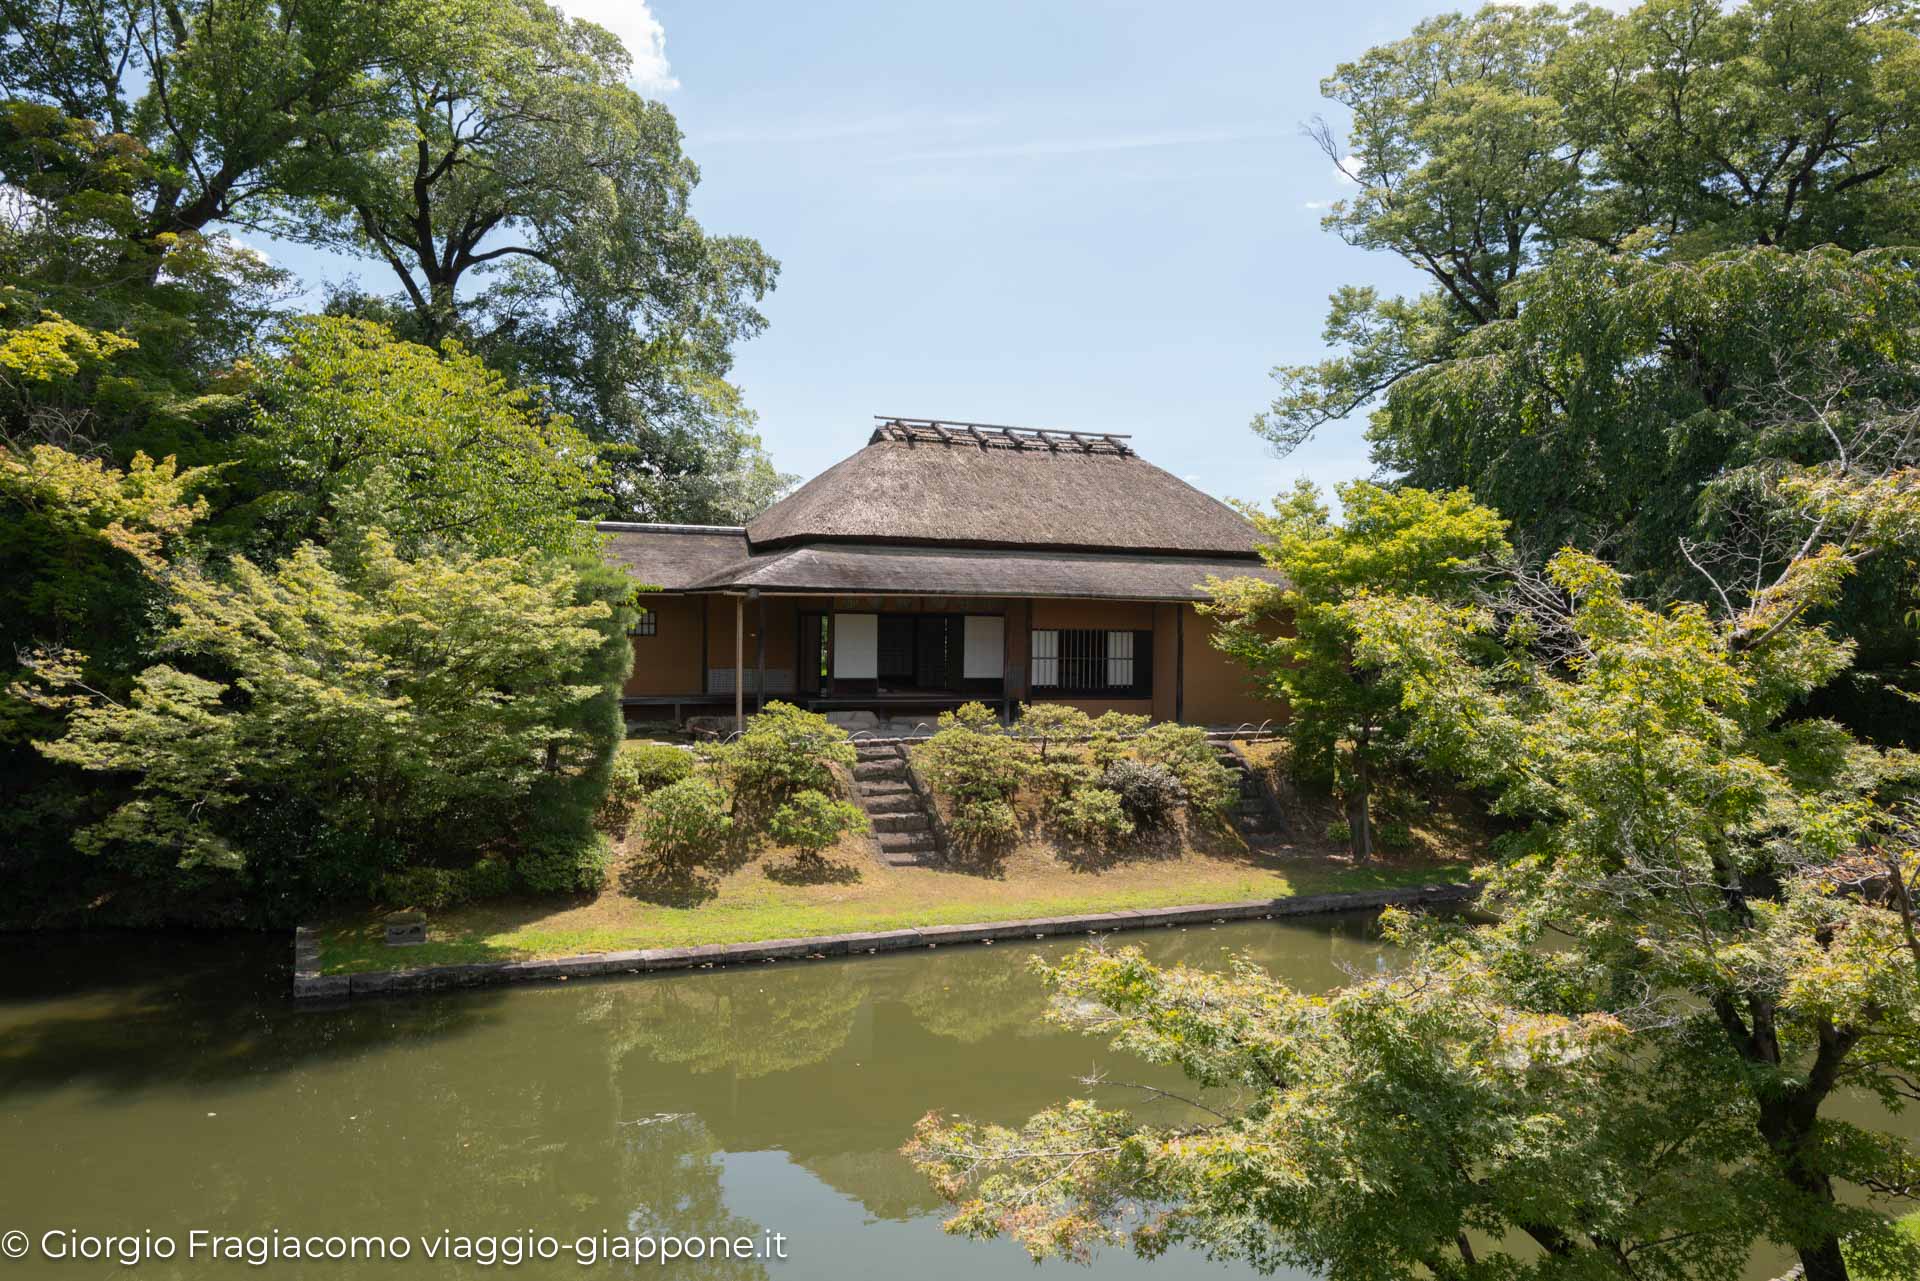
[857,779,913,797]
[872,812,930,834]
[855,744,902,761]
[878,830,937,854]
[853,761,908,783]
[863,793,921,816]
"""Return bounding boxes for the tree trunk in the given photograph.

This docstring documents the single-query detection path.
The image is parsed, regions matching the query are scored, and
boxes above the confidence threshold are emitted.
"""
[1795,1236,1849,1281]
[1345,750,1373,861]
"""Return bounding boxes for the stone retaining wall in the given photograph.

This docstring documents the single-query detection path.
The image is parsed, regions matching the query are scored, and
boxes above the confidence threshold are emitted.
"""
[292,882,1476,1002]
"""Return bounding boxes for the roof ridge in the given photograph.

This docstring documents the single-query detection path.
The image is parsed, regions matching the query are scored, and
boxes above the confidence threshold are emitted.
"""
[870,417,1134,456]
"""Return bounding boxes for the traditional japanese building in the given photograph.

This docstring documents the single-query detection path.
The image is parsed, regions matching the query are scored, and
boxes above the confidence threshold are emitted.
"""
[601,418,1288,730]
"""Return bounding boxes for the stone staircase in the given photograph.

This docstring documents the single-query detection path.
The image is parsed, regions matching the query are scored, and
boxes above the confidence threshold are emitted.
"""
[852,741,940,866]
[1212,741,1283,842]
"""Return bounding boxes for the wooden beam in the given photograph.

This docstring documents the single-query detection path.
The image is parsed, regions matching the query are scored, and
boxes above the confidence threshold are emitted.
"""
[734,596,744,733]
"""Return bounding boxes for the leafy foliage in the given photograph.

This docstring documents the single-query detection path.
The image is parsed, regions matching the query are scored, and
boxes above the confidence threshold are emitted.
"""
[1133,723,1238,822]
[1268,0,1920,672]
[921,703,1029,805]
[1012,703,1093,760]
[1086,710,1149,770]
[767,789,868,859]
[287,0,781,522]
[712,701,855,819]
[947,798,1019,856]
[233,316,604,559]
[1096,761,1184,831]
[907,942,1764,1279]
[22,528,628,912]
[624,742,696,792]
[638,777,733,874]
[1048,786,1133,848]
[1205,482,1509,855]
[516,833,612,896]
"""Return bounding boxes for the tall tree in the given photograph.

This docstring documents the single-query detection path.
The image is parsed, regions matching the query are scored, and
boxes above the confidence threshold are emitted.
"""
[1204,481,1509,858]
[0,0,783,519]
[910,465,1920,1281]
[0,0,404,271]
[291,0,780,521]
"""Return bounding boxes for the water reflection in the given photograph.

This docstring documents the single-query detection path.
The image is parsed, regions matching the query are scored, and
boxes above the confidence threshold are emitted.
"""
[0,916,1395,1279]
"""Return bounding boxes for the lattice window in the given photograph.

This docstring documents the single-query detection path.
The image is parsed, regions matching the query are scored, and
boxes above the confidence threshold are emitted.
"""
[1030,628,1149,695]
[630,607,657,636]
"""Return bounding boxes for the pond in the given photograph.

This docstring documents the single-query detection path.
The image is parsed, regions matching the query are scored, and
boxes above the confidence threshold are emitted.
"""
[0,916,1894,1278]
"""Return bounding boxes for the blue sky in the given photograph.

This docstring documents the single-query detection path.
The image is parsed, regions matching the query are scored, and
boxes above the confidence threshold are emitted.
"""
[252,0,1472,511]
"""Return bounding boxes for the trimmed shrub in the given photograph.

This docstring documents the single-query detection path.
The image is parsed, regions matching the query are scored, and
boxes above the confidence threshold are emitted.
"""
[1051,786,1133,847]
[714,702,855,814]
[921,704,1028,805]
[1135,723,1238,820]
[378,865,465,911]
[1100,760,1186,829]
[1377,819,1414,850]
[378,854,520,909]
[1031,756,1098,799]
[626,742,695,790]
[464,855,516,900]
[638,777,734,872]
[949,798,1019,852]
[769,789,869,858]
[516,833,611,895]
[1087,710,1150,769]
[1012,703,1092,760]
[938,701,1003,733]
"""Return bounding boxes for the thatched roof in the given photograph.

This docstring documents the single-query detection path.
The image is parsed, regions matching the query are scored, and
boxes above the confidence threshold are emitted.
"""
[745,423,1263,556]
[597,523,747,589]
[686,543,1283,601]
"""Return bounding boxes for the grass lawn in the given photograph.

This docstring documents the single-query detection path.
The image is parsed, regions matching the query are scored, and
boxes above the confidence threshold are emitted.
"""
[317,843,1469,974]
[315,737,1484,975]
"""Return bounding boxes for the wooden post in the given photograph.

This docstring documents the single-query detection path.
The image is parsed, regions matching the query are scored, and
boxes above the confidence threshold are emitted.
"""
[755,593,767,715]
[1175,604,1185,724]
[734,596,744,734]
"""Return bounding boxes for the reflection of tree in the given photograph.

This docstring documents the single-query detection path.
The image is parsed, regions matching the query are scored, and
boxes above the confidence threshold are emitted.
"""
[613,1113,768,1281]
[802,1149,942,1222]
[605,967,870,1079]
[899,954,1052,1044]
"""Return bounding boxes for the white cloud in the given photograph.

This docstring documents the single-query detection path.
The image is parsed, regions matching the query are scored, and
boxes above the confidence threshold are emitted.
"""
[1302,199,1331,210]
[1334,154,1361,184]
[557,0,679,93]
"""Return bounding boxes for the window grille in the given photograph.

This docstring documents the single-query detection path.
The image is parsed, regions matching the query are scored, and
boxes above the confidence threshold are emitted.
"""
[1030,628,1150,695]
[630,607,657,637]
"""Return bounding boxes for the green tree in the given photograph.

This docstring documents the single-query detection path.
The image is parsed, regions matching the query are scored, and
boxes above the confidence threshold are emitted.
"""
[0,0,781,518]
[290,0,780,521]
[0,101,277,451]
[1203,481,1508,857]
[22,527,631,914]
[911,464,1920,1280]
[0,438,210,913]
[229,315,604,559]
[1267,0,1920,669]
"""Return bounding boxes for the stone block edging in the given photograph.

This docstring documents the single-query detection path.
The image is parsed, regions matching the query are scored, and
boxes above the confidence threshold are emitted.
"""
[292,882,1478,1001]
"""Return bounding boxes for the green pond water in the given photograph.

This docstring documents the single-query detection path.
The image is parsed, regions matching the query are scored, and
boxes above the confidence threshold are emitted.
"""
[0,916,1902,1279]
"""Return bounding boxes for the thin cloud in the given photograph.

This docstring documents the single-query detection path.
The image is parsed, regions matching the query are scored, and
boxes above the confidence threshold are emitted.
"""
[694,112,1003,147]
[557,0,678,93]
[897,126,1286,164]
